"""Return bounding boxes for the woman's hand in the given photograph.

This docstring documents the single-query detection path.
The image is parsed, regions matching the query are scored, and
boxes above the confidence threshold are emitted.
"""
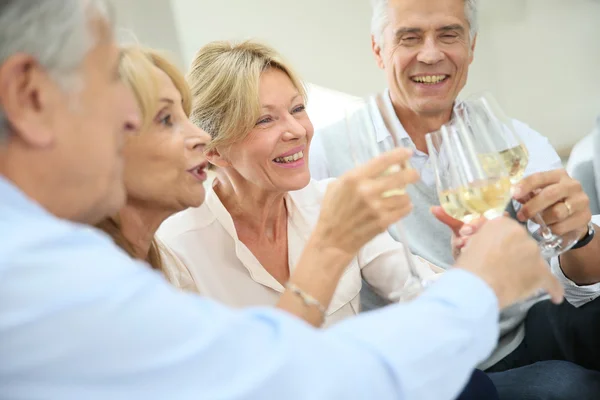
[431,206,501,259]
[312,148,419,258]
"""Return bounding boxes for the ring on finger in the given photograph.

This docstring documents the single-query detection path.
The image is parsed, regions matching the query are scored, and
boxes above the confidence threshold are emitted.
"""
[564,200,573,217]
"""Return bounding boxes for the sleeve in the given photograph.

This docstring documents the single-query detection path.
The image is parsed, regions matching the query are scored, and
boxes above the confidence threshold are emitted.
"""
[512,119,563,176]
[2,234,499,400]
[357,231,442,301]
[549,214,600,307]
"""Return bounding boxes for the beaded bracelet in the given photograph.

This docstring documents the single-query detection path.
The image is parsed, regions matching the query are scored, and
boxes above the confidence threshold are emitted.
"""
[285,282,326,318]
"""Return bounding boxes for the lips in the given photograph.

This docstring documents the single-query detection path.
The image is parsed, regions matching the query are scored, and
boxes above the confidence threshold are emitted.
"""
[188,161,208,181]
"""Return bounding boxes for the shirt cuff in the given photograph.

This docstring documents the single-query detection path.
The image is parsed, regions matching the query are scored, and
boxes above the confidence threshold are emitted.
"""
[550,256,600,307]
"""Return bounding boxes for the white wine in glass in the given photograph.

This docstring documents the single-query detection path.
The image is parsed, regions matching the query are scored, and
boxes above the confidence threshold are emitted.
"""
[498,144,530,184]
[439,188,478,223]
[427,125,480,224]
[479,144,529,185]
[459,177,512,219]
[446,108,513,220]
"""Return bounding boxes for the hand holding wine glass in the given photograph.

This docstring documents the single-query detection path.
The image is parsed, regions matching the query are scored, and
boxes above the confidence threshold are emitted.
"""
[462,92,585,258]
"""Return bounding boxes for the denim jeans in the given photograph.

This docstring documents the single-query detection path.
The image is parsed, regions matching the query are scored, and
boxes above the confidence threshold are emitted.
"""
[488,361,600,400]
[457,370,499,400]
[486,298,600,399]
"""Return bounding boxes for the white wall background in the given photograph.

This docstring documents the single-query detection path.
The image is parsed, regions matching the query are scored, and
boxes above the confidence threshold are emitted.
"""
[113,0,600,153]
[112,0,185,68]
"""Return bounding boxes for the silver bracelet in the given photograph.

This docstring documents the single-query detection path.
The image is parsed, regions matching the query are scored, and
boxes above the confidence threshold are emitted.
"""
[285,282,327,317]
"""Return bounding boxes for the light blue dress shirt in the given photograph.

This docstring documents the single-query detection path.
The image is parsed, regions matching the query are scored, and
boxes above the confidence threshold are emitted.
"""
[0,176,500,400]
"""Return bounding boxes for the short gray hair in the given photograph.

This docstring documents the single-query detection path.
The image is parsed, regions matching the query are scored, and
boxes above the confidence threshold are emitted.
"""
[0,0,114,141]
[371,0,479,47]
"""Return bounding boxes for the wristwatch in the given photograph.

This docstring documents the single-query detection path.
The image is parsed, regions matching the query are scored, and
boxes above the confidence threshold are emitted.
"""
[571,222,596,250]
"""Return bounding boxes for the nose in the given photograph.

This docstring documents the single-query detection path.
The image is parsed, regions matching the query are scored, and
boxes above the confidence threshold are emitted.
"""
[416,37,445,65]
[185,121,212,152]
[281,113,307,141]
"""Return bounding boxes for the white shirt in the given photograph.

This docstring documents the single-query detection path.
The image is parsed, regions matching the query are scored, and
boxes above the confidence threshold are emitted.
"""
[157,237,198,293]
[157,179,438,327]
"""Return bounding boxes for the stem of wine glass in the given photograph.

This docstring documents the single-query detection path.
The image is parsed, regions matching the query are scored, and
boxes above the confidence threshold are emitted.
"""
[392,220,426,290]
[532,212,563,244]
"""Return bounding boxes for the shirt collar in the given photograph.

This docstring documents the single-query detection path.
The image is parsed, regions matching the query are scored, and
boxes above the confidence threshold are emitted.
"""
[204,181,295,292]
[372,89,414,147]
[0,175,47,216]
[205,182,240,241]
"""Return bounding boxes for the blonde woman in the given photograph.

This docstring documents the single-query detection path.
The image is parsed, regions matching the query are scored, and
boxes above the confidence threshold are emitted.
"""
[157,41,442,327]
[95,45,421,326]
[95,46,211,291]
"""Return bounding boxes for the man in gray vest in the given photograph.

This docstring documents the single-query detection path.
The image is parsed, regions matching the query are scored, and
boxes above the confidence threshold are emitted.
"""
[309,0,600,398]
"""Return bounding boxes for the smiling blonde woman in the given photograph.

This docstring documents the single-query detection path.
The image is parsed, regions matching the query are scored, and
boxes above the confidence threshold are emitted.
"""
[158,40,441,327]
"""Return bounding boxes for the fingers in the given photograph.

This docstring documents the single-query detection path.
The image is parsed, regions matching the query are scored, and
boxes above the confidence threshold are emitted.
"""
[352,148,414,180]
[512,169,565,201]
[517,178,581,221]
[540,268,565,305]
[371,164,420,194]
[458,217,487,237]
[431,206,464,235]
[545,206,591,237]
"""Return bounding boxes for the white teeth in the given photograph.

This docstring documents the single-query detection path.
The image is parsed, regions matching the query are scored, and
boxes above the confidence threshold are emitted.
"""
[412,75,447,84]
[274,150,304,164]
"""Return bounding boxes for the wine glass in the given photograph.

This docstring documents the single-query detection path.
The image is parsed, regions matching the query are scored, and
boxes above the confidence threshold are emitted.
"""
[343,100,429,301]
[426,124,480,224]
[432,113,513,221]
[464,92,580,258]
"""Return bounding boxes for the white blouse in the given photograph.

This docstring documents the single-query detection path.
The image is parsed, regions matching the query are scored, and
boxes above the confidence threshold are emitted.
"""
[157,179,439,327]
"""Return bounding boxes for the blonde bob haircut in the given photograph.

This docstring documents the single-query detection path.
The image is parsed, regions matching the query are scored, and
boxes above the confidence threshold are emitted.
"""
[96,46,192,271]
[187,40,306,153]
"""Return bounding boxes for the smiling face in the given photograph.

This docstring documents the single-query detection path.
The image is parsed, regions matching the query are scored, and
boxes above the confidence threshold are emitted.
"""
[123,66,211,212]
[209,67,313,193]
[373,0,476,117]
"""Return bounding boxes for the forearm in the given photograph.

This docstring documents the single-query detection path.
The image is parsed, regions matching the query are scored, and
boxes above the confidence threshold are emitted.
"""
[329,269,499,400]
[558,225,600,285]
[24,254,499,399]
[277,236,353,327]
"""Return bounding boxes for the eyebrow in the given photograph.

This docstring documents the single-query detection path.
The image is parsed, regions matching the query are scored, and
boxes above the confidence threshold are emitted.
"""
[438,24,465,33]
[158,98,175,105]
[394,24,465,39]
[261,93,302,110]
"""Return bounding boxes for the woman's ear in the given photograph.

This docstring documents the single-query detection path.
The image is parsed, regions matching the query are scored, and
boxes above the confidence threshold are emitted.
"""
[205,147,231,168]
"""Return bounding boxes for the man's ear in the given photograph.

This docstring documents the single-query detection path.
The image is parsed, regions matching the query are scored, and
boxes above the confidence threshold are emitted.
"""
[0,54,58,147]
[371,35,386,70]
[205,147,232,168]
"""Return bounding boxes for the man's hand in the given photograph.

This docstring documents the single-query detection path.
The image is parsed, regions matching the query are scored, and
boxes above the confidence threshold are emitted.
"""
[455,218,564,308]
[513,169,591,240]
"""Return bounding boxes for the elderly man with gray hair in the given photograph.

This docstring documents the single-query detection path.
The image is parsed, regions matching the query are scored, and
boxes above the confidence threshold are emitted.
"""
[310,0,600,398]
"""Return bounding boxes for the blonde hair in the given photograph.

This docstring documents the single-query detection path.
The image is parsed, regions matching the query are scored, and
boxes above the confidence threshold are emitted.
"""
[96,46,191,271]
[187,40,306,153]
[119,46,192,132]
